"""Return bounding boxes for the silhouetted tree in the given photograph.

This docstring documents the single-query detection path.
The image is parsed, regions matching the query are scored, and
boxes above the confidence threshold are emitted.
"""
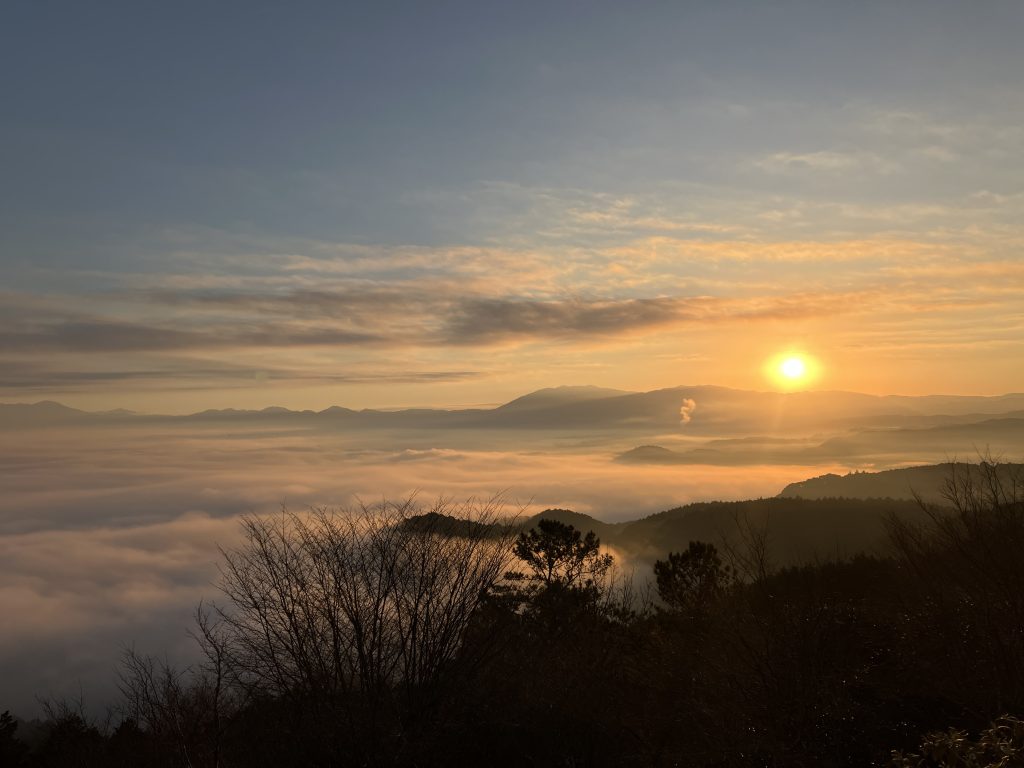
[888,458,1024,716]
[455,519,639,767]
[117,644,230,768]
[206,497,519,763]
[30,709,106,768]
[0,710,28,766]
[508,518,613,591]
[654,541,732,615]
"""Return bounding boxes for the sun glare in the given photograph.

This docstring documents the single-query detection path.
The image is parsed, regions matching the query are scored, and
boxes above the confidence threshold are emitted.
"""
[780,356,806,380]
[766,352,819,389]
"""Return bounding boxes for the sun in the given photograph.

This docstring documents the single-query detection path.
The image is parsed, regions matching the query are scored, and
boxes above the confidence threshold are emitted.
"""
[780,356,806,380]
[765,352,819,389]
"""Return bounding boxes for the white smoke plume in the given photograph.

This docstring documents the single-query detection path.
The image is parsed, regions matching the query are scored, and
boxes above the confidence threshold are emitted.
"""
[679,398,697,425]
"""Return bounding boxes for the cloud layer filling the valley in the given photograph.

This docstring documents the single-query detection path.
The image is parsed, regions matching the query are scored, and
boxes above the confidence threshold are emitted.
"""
[0,421,848,716]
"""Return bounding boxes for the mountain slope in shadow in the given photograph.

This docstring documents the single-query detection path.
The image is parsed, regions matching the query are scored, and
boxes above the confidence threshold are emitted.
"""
[779,461,1024,502]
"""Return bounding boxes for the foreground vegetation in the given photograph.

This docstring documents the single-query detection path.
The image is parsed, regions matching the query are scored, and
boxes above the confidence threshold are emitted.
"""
[3,462,1023,767]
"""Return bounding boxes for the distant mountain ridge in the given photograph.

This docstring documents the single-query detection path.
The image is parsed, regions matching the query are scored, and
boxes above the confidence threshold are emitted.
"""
[616,413,1024,466]
[495,385,634,412]
[6,386,1024,434]
[0,400,92,427]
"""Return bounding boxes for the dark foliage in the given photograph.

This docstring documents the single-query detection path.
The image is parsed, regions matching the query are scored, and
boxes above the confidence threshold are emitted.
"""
[0,711,29,767]
[509,518,614,590]
[654,540,733,615]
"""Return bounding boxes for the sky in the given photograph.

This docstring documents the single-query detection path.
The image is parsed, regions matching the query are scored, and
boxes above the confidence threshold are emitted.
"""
[3,1,1023,412]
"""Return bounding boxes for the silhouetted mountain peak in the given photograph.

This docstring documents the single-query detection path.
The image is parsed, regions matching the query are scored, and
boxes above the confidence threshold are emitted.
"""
[497,385,633,411]
[615,445,683,464]
[28,400,84,413]
[527,508,610,536]
[0,400,90,426]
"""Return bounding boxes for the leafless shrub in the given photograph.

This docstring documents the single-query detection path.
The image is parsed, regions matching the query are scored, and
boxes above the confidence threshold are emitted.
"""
[118,635,235,768]
[720,508,775,585]
[887,457,1024,712]
[191,495,520,756]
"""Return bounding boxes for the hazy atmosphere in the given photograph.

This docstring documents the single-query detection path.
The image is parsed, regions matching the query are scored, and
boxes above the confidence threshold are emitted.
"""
[2,3,1023,766]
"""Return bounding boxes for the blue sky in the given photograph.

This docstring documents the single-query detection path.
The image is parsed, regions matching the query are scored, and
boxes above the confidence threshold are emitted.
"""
[3,1,1023,409]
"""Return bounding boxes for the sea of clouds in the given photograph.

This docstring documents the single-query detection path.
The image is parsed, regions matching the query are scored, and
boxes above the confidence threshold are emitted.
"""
[0,421,841,716]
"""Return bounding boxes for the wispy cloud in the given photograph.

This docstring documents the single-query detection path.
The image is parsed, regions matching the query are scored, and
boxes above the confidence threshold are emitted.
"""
[0,318,384,353]
[754,150,897,174]
[0,360,482,391]
[0,285,883,357]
